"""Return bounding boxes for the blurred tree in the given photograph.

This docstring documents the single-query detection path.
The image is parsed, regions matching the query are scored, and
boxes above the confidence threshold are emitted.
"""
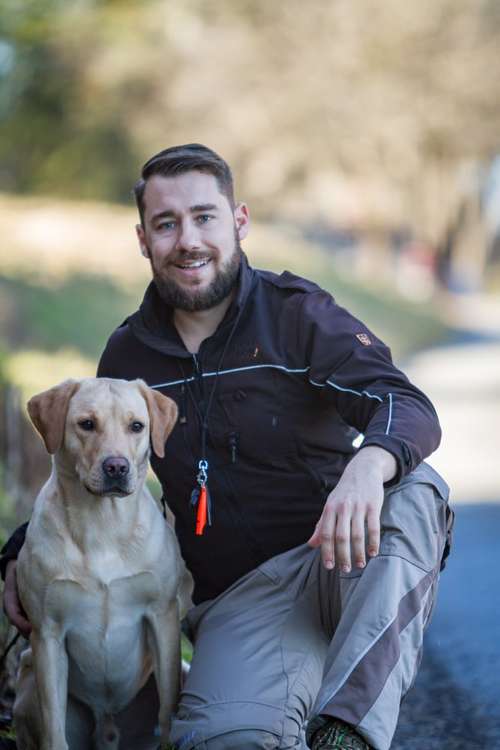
[0,0,146,200]
[1,0,500,264]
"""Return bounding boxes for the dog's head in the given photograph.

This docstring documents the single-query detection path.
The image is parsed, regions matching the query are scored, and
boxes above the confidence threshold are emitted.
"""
[27,378,178,497]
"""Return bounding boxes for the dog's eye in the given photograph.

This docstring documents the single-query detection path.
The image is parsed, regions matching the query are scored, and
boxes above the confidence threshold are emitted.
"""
[130,421,144,433]
[78,419,95,431]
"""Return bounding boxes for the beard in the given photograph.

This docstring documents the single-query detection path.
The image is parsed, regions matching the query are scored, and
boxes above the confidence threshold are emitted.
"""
[150,235,243,312]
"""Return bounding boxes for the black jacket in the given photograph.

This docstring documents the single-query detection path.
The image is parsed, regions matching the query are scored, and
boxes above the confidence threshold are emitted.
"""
[1,257,441,604]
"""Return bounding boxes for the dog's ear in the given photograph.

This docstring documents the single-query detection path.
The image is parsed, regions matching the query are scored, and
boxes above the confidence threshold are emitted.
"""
[137,382,178,459]
[27,380,80,455]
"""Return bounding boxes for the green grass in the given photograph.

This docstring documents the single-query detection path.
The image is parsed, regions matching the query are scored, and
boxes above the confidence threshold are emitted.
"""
[0,272,141,362]
[181,634,193,663]
[0,464,16,549]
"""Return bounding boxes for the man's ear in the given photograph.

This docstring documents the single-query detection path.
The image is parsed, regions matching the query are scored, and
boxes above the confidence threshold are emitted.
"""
[137,381,178,458]
[27,380,80,455]
[234,202,250,241]
[136,224,150,259]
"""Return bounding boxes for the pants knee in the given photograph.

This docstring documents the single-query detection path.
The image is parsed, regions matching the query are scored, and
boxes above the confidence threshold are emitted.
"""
[202,728,279,749]
[172,727,279,749]
[171,700,285,749]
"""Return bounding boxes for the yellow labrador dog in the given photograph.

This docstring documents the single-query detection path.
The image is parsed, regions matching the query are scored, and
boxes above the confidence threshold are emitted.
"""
[13,377,185,750]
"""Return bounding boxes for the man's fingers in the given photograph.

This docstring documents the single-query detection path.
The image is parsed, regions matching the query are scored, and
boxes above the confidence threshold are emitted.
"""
[311,492,383,571]
[4,590,31,637]
[367,507,381,557]
[11,605,31,637]
[306,520,322,548]
[318,505,336,570]
[351,510,366,568]
[3,561,32,637]
[334,504,352,572]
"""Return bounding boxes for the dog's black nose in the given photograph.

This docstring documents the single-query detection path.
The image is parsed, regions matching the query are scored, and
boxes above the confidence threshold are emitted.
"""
[102,457,130,478]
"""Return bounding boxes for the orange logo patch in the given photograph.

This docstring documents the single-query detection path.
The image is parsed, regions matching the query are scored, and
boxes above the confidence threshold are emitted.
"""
[356,333,372,346]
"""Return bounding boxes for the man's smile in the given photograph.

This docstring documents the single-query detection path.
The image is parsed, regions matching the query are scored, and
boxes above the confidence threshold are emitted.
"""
[174,257,212,270]
[171,256,213,282]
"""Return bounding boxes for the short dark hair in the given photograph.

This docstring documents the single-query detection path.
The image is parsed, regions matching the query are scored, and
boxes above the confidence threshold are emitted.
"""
[134,143,235,226]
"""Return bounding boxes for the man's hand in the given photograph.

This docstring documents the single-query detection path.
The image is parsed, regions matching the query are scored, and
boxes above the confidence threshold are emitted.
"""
[307,446,397,572]
[3,560,31,637]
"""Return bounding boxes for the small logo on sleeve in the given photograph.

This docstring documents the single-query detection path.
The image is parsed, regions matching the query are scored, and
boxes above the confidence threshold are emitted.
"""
[356,333,372,346]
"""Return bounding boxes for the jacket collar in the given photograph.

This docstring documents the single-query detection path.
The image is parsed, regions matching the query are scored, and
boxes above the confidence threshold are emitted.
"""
[128,254,256,358]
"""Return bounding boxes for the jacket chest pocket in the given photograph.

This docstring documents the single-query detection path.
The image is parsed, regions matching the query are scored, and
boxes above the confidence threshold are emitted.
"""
[215,381,296,469]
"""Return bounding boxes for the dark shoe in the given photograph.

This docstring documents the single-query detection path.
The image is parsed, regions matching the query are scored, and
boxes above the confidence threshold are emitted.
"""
[310,717,373,750]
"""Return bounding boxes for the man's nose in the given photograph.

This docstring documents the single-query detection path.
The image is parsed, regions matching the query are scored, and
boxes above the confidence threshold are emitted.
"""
[176,219,201,251]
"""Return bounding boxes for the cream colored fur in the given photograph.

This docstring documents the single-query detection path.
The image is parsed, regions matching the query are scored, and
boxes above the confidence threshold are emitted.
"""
[13,377,187,750]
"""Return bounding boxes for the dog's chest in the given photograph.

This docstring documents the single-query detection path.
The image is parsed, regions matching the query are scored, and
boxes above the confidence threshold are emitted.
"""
[41,571,162,711]
[45,570,161,622]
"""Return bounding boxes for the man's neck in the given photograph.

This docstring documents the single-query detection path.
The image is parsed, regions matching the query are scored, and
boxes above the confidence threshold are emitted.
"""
[173,292,235,354]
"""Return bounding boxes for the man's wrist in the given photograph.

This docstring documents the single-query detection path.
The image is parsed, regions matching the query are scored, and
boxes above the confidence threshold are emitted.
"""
[348,445,397,483]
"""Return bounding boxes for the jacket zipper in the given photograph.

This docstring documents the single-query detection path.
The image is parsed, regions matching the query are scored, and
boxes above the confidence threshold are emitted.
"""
[192,353,205,411]
[179,382,188,424]
[192,352,202,381]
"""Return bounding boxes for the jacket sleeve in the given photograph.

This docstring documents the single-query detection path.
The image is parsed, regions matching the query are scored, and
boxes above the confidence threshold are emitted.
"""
[0,522,29,580]
[299,291,441,483]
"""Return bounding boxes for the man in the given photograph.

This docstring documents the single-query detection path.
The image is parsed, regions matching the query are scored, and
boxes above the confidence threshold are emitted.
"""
[2,144,452,750]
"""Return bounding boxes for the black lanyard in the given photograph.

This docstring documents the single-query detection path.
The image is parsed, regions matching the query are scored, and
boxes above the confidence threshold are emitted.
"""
[179,306,243,535]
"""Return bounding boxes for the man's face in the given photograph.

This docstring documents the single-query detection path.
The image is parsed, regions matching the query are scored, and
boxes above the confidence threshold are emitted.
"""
[136,171,249,311]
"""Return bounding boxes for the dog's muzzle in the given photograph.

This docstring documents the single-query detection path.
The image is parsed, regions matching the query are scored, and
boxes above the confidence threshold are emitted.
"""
[101,456,131,495]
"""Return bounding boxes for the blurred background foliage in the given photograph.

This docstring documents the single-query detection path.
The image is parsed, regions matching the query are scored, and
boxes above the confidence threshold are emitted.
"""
[2,0,500,234]
[1,0,500,531]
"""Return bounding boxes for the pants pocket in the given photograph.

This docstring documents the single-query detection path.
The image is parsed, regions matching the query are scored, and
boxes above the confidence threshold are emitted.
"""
[379,472,447,572]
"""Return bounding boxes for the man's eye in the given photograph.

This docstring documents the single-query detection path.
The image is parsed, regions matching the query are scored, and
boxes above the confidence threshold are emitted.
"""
[130,421,144,433]
[196,214,213,224]
[78,419,95,431]
[158,221,176,230]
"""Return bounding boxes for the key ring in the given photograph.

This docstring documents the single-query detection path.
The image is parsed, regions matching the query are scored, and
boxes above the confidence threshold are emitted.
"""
[197,459,209,487]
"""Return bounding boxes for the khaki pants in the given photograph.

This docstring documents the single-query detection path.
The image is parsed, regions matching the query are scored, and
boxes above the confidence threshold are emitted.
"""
[170,463,450,750]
